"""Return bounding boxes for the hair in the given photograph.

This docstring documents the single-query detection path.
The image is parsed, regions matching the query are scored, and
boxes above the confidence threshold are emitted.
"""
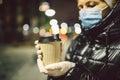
[104,0,117,8]
[112,0,117,6]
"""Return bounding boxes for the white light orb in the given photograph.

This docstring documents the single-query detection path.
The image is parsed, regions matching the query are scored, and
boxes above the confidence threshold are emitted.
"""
[45,9,56,17]
[49,19,58,25]
[74,23,82,34]
[23,24,29,31]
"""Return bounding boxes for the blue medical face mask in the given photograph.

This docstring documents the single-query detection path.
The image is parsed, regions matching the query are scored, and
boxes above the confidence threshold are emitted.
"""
[79,8,103,29]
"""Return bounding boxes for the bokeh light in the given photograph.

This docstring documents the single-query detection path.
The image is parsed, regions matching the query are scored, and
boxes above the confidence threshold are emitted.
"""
[45,9,56,17]
[23,24,30,31]
[39,28,46,36]
[33,27,39,34]
[39,1,50,12]
[60,22,68,29]
[49,19,58,25]
[74,23,82,34]
[51,24,59,35]
[60,28,67,34]
[60,22,68,34]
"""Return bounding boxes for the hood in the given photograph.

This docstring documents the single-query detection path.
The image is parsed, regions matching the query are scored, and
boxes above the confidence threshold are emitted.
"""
[104,0,113,8]
[84,0,120,45]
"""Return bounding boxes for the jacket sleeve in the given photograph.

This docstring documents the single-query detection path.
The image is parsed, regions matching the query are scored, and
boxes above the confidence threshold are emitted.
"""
[47,36,120,80]
[64,40,120,80]
[63,36,100,80]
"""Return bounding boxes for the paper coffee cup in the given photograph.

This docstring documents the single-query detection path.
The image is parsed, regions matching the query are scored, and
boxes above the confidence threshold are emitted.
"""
[39,41,62,65]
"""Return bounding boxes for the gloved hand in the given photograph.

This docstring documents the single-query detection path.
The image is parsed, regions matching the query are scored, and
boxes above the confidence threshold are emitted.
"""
[35,40,75,77]
[37,58,75,77]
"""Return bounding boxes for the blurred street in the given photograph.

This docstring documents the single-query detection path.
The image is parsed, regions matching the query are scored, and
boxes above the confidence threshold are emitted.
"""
[0,43,47,80]
[0,0,78,80]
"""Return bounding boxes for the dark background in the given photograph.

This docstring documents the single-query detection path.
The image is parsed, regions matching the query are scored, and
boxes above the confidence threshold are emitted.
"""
[0,0,79,80]
[0,0,79,44]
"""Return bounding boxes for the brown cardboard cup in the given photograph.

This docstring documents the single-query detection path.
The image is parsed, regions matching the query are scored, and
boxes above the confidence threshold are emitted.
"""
[39,41,62,66]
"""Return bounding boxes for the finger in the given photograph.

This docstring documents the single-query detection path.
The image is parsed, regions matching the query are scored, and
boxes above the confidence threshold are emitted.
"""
[38,54,43,60]
[38,55,42,59]
[35,45,41,50]
[45,63,61,70]
[37,50,43,60]
[37,58,48,73]
[44,69,60,76]
[37,50,42,55]
[34,40,39,44]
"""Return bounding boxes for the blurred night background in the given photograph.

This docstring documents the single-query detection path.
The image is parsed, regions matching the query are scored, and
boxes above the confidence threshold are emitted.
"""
[0,0,79,80]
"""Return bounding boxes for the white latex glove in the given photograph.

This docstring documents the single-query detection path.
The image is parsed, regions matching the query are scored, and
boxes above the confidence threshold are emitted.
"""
[35,40,75,77]
[37,58,75,77]
[37,58,47,73]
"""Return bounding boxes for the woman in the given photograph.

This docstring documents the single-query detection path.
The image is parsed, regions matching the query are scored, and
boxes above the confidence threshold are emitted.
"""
[35,0,120,80]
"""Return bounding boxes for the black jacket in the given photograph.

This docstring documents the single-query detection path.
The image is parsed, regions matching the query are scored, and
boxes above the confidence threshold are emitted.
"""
[48,1,120,80]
